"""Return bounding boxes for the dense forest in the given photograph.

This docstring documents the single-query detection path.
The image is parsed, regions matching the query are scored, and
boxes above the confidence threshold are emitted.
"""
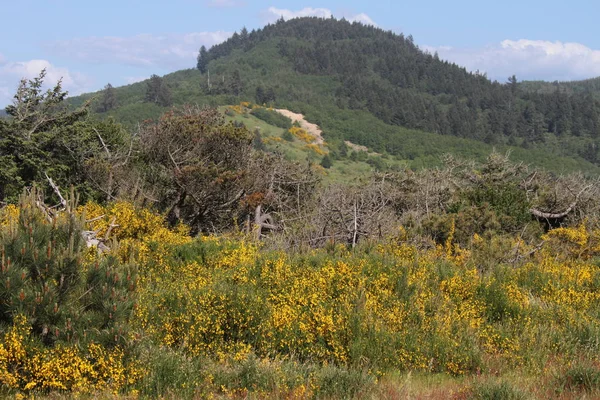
[61,17,600,174]
[196,17,600,162]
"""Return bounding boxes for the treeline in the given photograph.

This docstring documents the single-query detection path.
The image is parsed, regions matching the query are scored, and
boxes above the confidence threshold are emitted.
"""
[197,17,600,162]
[3,72,599,248]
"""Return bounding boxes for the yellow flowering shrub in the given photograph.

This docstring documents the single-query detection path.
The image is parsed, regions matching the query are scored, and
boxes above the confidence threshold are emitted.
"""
[305,143,327,155]
[79,201,191,264]
[0,315,142,394]
[288,126,315,143]
[4,197,600,396]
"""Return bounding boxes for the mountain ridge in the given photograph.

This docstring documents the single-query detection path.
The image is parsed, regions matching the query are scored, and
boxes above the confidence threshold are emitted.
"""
[69,17,600,175]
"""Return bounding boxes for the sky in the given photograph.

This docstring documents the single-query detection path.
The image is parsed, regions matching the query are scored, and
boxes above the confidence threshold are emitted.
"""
[1,0,600,107]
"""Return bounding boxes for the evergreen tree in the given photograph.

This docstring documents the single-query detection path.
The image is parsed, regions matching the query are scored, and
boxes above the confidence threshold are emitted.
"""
[196,45,209,73]
[230,70,243,96]
[145,74,172,107]
[0,70,95,203]
[320,154,333,169]
[97,83,117,113]
[255,85,266,104]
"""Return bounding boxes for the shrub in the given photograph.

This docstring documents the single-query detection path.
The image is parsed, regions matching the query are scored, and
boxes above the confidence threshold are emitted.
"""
[0,191,137,348]
[555,363,600,393]
[470,380,528,400]
[250,108,292,129]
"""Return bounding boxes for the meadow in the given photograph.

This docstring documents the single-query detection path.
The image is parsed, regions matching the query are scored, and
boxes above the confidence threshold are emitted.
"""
[2,195,600,399]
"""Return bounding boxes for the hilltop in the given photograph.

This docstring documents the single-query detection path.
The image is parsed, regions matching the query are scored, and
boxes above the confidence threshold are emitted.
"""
[70,17,600,174]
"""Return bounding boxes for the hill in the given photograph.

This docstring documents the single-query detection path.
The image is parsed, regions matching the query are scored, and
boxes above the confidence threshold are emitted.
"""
[522,77,600,98]
[70,17,600,175]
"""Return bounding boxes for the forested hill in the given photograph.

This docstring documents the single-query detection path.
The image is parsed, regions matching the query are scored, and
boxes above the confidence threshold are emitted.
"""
[522,77,600,97]
[75,17,600,172]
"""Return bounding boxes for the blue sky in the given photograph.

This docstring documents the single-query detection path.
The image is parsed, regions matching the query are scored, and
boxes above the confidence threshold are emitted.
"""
[1,0,600,107]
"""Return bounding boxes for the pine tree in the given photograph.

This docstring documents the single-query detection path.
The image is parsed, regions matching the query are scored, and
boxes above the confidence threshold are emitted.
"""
[255,86,266,104]
[196,45,209,73]
[0,190,137,347]
[97,83,117,113]
[320,154,333,169]
[230,70,243,96]
[145,74,172,107]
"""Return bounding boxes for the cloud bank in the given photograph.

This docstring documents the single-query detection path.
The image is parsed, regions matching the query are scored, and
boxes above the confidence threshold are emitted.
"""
[45,31,233,70]
[426,39,600,82]
[264,7,376,26]
[0,58,92,108]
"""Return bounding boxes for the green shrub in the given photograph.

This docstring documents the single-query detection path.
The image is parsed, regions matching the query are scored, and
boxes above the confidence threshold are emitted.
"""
[313,366,374,399]
[282,129,295,141]
[250,107,292,129]
[470,381,528,400]
[556,364,600,393]
[0,190,137,348]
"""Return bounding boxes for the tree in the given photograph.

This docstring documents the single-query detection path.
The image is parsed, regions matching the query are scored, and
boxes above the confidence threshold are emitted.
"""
[0,189,136,347]
[140,106,254,232]
[97,83,117,113]
[230,69,243,96]
[196,45,209,73]
[255,86,266,104]
[145,74,172,107]
[240,27,249,42]
[320,154,333,169]
[253,128,266,151]
[507,75,518,96]
[0,70,93,203]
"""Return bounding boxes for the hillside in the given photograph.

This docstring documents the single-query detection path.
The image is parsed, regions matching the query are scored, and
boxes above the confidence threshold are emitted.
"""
[70,17,600,175]
[522,76,600,97]
[6,17,600,400]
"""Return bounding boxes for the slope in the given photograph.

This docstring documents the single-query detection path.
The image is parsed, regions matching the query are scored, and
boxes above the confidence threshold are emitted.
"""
[70,17,600,175]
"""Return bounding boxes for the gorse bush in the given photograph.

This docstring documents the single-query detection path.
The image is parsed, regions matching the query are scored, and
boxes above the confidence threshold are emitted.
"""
[0,191,140,393]
[3,196,600,397]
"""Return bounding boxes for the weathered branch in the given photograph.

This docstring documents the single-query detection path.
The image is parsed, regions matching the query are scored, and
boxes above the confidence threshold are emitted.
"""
[530,184,593,220]
[44,173,67,210]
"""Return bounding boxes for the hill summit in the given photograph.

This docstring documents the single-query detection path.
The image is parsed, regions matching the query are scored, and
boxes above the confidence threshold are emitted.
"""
[74,17,600,173]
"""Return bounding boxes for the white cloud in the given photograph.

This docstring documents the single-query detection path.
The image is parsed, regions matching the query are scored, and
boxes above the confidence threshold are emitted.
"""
[125,76,147,85]
[425,39,600,82]
[266,7,333,20]
[264,7,376,26]
[44,31,233,70]
[350,13,376,26]
[0,59,92,108]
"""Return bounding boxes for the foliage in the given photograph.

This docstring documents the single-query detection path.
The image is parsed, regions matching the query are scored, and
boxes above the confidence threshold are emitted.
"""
[96,83,117,113]
[2,194,600,397]
[0,71,93,203]
[145,74,172,107]
[320,154,333,169]
[250,107,292,129]
[0,192,140,394]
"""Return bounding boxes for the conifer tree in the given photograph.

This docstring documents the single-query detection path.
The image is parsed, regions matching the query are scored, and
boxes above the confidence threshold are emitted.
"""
[97,83,117,113]
[196,45,209,73]
[145,74,172,107]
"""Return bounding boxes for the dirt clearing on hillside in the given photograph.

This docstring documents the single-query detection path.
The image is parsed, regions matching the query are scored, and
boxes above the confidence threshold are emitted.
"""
[274,109,324,145]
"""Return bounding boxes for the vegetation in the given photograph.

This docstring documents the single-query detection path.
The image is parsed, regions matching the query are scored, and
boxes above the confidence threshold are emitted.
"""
[3,18,600,398]
[69,18,600,175]
[250,106,292,129]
